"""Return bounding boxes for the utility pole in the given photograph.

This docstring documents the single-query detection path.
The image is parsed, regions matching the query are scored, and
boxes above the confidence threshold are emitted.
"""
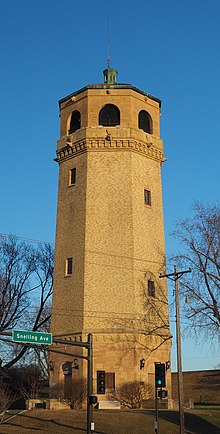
[160,266,191,434]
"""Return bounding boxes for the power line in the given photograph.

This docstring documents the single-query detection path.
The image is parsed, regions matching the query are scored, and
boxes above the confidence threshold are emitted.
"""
[0,233,175,275]
[0,233,174,272]
[50,307,169,318]
[0,233,54,246]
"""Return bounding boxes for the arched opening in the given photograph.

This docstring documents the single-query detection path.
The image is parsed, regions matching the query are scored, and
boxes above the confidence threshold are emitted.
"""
[68,110,81,134]
[138,110,152,134]
[99,104,120,126]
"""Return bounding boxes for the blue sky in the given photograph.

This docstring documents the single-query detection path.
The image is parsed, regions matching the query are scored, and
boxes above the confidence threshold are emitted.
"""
[0,0,219,371]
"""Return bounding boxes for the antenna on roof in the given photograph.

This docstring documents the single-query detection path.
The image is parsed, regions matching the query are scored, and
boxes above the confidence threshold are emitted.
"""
[107,16,110,69]
[103,17,118,84]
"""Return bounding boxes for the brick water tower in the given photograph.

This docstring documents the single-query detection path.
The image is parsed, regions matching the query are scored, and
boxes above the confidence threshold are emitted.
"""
[50,65,172,401]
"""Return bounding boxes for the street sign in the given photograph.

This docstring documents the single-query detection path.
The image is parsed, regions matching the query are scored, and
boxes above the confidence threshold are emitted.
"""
[12,330,52,345]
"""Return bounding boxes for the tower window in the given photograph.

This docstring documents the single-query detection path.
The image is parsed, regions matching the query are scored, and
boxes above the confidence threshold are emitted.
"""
[69,168,76,186]
[99,104,120,126]
[138,110,152,134]
[66,257,73,275]
[144,189,151,206]
[148,280,155,297]
[69,110,81,134]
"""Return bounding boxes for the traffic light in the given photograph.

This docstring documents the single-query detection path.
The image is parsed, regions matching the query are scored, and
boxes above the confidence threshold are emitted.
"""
[155,363,166,388]
[97,370,105,394]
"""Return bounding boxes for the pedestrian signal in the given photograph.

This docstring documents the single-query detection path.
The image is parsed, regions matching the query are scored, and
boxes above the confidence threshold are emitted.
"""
[157,389,168,399]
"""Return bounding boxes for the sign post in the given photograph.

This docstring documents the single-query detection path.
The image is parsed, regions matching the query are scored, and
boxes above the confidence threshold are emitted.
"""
[6,330,94,433]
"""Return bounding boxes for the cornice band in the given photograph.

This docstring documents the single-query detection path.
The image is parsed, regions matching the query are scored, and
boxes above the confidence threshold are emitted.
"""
[56,138,165,163]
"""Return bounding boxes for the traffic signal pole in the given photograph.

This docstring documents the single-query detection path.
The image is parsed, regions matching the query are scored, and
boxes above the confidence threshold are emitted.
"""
[54,334,95,434]
[0,331,95,434]
[159,266,191,434]
[154,362,166,433]
[87,333,94,434]
[155,385,159,434]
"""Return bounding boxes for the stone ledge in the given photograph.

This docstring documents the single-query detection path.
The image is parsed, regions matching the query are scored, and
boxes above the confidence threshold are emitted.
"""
[98,400,121,410]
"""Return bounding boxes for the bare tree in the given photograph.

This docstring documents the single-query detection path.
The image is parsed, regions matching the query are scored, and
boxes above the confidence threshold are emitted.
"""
[0,382,16,423]
[0,234,35,331]
[0,234,53,369]
[171,202,220,341]
[32,306,51,379]
[7,364,42,400]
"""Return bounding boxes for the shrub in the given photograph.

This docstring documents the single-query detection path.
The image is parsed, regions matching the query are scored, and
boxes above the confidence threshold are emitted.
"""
[50,377,87,409]
[109,381,153,409]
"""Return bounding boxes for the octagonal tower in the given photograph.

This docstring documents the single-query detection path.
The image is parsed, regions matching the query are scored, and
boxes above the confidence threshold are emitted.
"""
[50,67,172,402]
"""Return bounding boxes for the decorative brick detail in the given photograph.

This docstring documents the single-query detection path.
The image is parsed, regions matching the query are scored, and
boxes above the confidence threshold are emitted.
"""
[56,137,164,163]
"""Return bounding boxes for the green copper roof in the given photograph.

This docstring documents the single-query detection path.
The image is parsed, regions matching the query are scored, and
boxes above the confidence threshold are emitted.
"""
[59,83,161,107]
[103,67,118,85]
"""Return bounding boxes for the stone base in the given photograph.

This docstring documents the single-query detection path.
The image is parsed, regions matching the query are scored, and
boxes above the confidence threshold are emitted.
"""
[26,399,46,410]
[47,399,70,410]
[26,399,71,411]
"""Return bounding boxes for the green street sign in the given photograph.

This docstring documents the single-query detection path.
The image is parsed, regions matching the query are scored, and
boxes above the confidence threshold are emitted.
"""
[12,330,52,345]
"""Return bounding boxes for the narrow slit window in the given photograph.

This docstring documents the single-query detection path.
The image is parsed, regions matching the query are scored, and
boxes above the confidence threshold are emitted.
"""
[66,257,73,275]
[144,189,151,206]
[69,168,76,186]
[148,280,155,297]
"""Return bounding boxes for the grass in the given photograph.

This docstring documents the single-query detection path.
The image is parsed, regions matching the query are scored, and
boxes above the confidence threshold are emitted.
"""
[194,403,220,410]
[0,409,220,434]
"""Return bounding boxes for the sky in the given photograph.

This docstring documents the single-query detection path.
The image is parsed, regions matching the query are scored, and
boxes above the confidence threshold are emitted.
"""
[0,0,219,371]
